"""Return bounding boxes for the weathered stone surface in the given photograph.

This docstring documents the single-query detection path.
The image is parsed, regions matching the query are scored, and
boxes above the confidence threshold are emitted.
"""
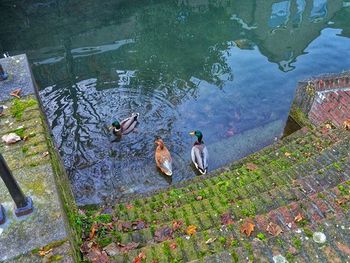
[0,55,35,101]
[0,52,73,262]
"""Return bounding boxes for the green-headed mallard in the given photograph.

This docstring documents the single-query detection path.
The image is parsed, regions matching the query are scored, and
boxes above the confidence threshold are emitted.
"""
[190,130,208,174]
[111,113,139,137]
[155,138,173,176]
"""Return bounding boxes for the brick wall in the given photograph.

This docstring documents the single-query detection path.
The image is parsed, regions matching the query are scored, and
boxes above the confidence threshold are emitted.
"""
[293,71,350,127]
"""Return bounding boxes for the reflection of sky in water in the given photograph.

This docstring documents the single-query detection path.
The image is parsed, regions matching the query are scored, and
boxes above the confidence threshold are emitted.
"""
[310,0,328,21]
[1,0,349,205]
[293,0,306,27]
[269,1,291,29]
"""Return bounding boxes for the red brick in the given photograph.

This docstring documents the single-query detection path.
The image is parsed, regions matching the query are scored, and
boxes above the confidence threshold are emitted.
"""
[254,214,269,232]
[336,242,350,256]
[322,246,342,263]
[309,195,333,215]
[276,207,294,227]
[304,202,324,223]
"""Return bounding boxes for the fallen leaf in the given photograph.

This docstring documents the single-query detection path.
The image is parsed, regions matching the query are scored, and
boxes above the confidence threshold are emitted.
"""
[126,204,134,210]
[172,220,183,231]
[284,152,291,157]
[220,212,234,225]
[154,226,173,242]
[240,220,255,237]
[170,242,177,250]
[133,251,146,263]
[196,195,203,201]
[118,242,139,253]
[325,123,332,129]
[2,133,21,144]
[205,237,217,244]
[10,89,21,99]
[336,196,349,205]
[266,222,283,237]
[303,152,312,157]
[294,213,303,223]
[246,162,258,171]
[39,248,53,257]
[89,224,97,240]
[343,120,350,130]
[185,225,197,236]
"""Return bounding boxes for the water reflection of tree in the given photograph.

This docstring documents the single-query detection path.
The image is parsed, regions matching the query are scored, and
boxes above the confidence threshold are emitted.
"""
[129,1,235,88]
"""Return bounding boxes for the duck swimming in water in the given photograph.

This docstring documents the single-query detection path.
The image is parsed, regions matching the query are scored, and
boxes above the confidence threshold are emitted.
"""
[190,130,208,174]
[155,138,173,176]
[111,113,139,137]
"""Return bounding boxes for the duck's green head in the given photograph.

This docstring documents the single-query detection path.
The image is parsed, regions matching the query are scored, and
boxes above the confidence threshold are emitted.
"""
[111,120,121,130]
[190,130,203,141]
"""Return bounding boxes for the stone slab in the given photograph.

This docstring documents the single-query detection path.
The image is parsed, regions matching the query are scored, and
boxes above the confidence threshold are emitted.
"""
[0,54,35,102]
[0,61,70,260]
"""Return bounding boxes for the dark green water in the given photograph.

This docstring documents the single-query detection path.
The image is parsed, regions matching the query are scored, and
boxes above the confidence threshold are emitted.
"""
[1,0,350,205]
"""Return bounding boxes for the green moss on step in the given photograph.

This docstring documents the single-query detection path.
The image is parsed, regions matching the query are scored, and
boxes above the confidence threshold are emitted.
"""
[292,237,302,249]
[10,98,37,120]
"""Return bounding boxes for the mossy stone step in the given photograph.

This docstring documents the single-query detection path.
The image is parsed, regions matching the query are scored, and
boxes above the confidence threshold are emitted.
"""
[115,142,349,246]
[113,180,350,263]
[115,127,342,222]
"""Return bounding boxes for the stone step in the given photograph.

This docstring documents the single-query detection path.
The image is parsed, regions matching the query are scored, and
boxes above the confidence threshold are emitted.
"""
[116,126,333,220]
[114,126,343,223]
[115,140,349,247]
[113,180,350,262]
[78,127,350,263]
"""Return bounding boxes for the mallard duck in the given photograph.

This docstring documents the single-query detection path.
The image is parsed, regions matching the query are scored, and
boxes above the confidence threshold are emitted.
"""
[155,138,173,176]
[110,113,139,137]
[190,130,208,174]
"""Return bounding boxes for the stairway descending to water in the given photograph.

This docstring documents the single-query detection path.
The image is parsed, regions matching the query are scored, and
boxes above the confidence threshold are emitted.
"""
[80,122,350,263]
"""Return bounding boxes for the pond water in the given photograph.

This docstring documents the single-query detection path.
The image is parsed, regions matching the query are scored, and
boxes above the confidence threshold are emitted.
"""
[1,0,350,205]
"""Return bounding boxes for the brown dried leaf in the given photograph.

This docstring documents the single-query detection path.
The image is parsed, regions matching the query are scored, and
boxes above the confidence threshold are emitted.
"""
[38,248,53,257]
[172,220,183,231]
[284,152,291,157]
[170,242,177,250]
[246,162,258,171]
[154,226,173,242]
[126,204,134,210]
[240,220,255,237]
[336,196,349,205]
[343,120,350,130]
[89,224,97,240]
[325,123,332,129]
[10,89,21,99]
[220,212,234,225]
[185,225,197,236]
[266,222,283,237]
[133,251,146,263]
[294,213,303,223]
